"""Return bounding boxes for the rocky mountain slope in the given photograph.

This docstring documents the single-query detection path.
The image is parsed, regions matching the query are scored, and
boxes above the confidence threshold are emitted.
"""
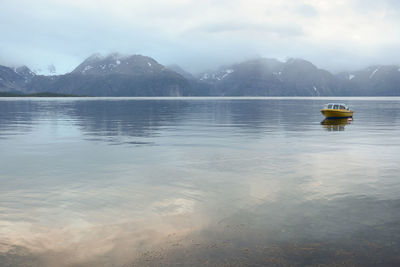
[27,53,192,96]
[336,65,400,96]
[199,58,339,96]
[0,65,35,92]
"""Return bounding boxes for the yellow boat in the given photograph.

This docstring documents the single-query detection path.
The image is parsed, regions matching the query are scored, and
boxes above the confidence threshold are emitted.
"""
[321,103,354,119]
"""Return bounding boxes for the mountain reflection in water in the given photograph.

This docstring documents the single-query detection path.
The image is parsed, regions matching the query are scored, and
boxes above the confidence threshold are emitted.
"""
[0,97,400,266]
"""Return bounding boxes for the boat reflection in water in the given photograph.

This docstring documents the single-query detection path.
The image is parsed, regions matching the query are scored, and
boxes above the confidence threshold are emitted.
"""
[321,118,352,131]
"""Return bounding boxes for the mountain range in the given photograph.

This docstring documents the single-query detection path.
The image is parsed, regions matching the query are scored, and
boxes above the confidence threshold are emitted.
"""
[1,53,400,96]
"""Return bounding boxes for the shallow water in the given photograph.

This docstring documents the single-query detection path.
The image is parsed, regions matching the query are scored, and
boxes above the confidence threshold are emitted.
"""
[0,97,400,266]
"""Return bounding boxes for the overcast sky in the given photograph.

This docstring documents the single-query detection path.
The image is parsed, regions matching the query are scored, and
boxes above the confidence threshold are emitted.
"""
[1,0,400,74]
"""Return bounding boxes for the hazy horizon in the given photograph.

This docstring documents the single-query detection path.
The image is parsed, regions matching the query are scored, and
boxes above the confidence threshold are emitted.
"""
[1,0,400,74]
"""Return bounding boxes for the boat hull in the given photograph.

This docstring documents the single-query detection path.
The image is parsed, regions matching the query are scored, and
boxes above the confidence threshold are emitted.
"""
[321,109,354,119]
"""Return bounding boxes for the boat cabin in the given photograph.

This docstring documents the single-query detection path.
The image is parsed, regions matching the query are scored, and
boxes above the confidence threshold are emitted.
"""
[323,103,349,110]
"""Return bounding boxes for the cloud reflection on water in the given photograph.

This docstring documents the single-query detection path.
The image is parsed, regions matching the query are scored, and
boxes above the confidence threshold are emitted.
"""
[0,98,400,266]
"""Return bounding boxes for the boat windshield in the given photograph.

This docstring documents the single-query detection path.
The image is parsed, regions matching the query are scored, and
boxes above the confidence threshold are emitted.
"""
[323,103,350,110]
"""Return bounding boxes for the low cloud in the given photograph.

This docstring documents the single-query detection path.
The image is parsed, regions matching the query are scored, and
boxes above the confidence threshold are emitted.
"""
[191,22,304,37]
[296,4,318,17]
[0,0,399,74]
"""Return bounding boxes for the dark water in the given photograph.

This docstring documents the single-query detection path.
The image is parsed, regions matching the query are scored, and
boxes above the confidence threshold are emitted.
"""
[0,97,400,266]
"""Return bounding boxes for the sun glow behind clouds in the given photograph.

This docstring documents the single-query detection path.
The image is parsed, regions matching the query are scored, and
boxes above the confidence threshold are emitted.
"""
[0,0,399,73]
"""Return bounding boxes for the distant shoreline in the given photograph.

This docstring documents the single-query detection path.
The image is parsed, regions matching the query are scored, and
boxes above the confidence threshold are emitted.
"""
[0,92,82,97]
[1,94,400,101]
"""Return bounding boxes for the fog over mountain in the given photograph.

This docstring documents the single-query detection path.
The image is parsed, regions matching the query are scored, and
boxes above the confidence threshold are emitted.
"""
[1,0,400,75]
[1,53,400,96]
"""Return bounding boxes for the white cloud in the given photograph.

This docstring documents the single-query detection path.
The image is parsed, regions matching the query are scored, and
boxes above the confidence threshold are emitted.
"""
[0,0,399,74]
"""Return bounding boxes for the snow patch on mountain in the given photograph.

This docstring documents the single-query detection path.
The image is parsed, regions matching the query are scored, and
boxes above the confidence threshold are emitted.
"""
[349,74,355,80]
[82,65,93,73]
[313,86,320,96]
[200,69,235,81]
[221,69,234,79]
[200,73,210,80]
[369,67,380,79]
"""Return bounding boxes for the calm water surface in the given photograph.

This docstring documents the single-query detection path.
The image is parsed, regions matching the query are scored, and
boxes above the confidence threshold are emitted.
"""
[0,97,400,266]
